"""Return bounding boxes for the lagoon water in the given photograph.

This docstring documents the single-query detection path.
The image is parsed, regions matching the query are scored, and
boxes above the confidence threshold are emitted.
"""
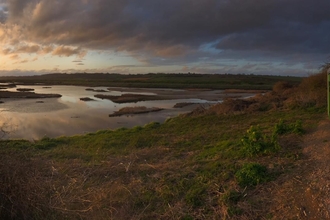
[0,85,214,140]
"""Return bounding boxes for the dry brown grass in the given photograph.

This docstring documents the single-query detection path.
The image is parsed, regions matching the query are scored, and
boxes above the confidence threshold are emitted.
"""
[291,71,327,107]
[0,146,202,219]
[206,71,327,116]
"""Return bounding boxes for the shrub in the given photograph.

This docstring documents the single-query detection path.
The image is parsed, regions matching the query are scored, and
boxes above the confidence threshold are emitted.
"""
[240,126,280,156]
[273,119,288,135]
[235,163,268,187]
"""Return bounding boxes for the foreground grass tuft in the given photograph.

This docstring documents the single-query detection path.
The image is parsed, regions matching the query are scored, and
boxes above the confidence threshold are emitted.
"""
[235,163,269,187]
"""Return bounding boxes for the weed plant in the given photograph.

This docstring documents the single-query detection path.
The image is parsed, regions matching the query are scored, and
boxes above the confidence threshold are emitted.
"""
[240,125,280,156]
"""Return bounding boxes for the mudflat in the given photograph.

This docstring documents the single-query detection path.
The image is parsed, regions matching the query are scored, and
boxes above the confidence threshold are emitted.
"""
[105,87,262,103]
[0,91,61,99]
[109,106,163,117]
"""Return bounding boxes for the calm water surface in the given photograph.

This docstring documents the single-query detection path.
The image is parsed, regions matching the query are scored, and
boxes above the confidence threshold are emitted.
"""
[0,85,213,139]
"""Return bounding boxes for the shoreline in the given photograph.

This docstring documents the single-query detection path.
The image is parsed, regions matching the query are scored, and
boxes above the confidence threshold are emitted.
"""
[106,87,260,102]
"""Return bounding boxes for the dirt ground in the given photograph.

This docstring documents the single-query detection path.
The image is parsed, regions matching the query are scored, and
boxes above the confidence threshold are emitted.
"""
[269,118,330,219]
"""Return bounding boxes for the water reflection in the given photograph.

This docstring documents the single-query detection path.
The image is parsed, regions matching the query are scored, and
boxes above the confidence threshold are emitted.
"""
[0,85,215,140]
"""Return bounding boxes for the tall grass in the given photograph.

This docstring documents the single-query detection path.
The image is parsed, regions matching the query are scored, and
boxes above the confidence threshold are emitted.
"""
[293,70,327,107]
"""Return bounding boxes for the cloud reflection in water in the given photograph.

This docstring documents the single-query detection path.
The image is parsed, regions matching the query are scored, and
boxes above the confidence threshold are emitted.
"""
[0,85,205,140]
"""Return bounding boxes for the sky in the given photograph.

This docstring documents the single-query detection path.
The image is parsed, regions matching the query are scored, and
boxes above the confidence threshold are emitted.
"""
[0,0,330,76]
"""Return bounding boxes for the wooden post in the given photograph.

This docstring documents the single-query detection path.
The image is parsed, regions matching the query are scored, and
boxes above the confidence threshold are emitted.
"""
[328,73,330,117]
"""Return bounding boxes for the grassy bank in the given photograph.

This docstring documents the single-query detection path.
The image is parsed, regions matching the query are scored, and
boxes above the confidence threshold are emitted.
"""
[0,70,326,219]
[0,107,325,219]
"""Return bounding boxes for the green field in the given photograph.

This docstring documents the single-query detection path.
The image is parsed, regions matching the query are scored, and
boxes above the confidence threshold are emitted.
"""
[0,73,302,90]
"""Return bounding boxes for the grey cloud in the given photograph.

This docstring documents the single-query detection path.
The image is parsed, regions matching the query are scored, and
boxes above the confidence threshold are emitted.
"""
[2,44,41,54]
[0,9,7,23]
[216,21,330,54]
[4,0,283,51]
[7,0,30,21]
[5,0,330,53]
[2,0,330,75]
[16,44,40,53]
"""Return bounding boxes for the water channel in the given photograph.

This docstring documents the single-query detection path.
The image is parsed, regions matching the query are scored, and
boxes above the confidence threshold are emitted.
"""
[0,85,225,140]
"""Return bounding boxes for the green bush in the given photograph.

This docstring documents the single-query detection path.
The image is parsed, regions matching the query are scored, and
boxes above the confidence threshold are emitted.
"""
[235,163,268,187]
[273,119,288,135]
[240,126,280,156]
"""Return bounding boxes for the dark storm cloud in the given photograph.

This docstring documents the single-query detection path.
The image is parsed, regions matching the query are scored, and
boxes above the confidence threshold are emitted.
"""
[2,0,330,74]
[0,10,6,23]
[0,1,281,48]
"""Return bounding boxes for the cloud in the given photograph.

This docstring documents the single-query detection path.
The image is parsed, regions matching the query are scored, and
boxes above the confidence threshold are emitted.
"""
[0,69,46,76]
[0,9,7,23]
[0,0,329,75]
[9,54,19,59]
[13,58,28,64]
[51,45,86,58]
[1,44,40,54]
[16,44,40,53]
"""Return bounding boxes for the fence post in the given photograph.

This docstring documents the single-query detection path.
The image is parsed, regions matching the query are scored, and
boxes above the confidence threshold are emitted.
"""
[328,72,330,118]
